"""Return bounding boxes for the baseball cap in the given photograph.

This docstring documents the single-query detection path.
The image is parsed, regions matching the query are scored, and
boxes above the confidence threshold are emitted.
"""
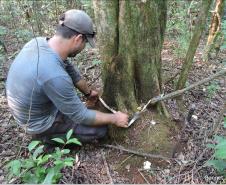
[60,9,96,47]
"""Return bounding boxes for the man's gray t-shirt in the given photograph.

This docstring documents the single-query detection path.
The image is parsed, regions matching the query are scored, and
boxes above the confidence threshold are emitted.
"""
[6,37,96,134]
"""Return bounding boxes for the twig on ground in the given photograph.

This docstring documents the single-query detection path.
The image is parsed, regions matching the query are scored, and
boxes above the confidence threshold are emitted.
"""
[0,143,27,148]
[138,169,150,184]
[101,149,114,184]
[102,144,173,161]
[117,154,134,170]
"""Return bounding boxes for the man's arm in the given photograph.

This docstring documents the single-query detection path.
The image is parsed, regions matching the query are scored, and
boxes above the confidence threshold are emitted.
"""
[64,60,91,95]
[75,78,91,96]
[42,76,128,127]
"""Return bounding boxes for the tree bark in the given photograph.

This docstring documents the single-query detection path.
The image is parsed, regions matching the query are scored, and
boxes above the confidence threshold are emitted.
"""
[176,0,213,91]
[207,0,224,45]
[93,0,166,113]
[204,0,225,61]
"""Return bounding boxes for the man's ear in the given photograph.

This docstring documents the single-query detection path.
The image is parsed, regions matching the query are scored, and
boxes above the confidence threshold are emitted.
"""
[73,34,83,43]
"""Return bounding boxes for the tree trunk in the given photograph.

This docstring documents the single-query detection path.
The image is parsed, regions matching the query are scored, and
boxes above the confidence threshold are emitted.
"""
[93,0,166,113]
[176,0,212,91]
[204,0,225,61]
[207,0,224,45]
[93,1,177,156]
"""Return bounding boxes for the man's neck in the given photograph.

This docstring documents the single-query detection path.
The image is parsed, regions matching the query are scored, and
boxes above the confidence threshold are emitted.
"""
[48,35,68,61]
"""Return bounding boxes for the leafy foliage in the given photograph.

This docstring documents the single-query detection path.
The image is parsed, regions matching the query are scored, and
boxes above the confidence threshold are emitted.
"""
[206,81,220,99]
[206,117,226,176]
[5,129,81,184]
[166,1,193,59]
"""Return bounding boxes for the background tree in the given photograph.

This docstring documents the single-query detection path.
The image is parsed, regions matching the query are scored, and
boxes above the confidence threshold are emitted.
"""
[176,0,212,91]
[204,0,225,61]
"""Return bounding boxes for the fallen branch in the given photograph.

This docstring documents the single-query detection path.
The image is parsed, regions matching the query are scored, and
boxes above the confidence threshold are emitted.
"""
[141,68,226,111]
[101,149,114,184]
[102,144,173,160]
[138,169,150,184]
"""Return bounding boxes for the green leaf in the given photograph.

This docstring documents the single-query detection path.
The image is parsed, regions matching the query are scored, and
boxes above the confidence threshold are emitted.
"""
[214,135,224,143]
[64,157,75,167]
[64,161,74,167]
[216,139,226,149]
[206,143,216,149]
[54,160,64,166]
[7,160,21,176]
[28,141,40,152]
[66,138,82,146]
[66,129,73,141]
[35,166,46,181]
[214,148,226,159]
[205,160,226,172]
[37,154,52,166]
[64,157,75,162]
[61,149,70,154]
[32,145,44,160]
[42,168,55,184]
[23,159,35,169]
[22,172,39,184]
[51,138,65,144]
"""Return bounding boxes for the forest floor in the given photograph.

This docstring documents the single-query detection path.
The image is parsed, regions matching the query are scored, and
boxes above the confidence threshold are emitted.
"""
[0,35,225,183]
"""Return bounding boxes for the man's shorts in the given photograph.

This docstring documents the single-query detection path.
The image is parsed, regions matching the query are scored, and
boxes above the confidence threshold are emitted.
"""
[32,112,108,144]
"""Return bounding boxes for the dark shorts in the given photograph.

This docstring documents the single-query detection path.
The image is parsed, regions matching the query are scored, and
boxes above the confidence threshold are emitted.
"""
[32,112,108,144]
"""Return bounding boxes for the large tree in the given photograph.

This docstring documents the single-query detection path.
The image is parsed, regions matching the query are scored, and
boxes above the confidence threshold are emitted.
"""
[93,0,167,113]
[92,1,176,154]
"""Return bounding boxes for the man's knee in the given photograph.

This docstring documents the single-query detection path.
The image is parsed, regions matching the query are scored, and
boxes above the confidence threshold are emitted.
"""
[74,125,108,142]
[95,125,108,138]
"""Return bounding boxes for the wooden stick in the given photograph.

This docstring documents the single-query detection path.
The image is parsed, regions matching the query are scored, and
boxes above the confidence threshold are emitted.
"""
[99,97,116,113]
[141,68,226,112]
[101,149,114,184]
[138,169,150,184]
[102,144,173,160]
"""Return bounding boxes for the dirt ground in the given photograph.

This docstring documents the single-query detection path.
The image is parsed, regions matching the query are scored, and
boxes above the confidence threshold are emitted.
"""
[0,36,225,183]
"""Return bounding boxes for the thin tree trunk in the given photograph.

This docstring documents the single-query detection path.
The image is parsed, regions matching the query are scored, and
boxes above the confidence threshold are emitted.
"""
[203,0,225,61]
[207,0,224,45]
[176,0,213,91]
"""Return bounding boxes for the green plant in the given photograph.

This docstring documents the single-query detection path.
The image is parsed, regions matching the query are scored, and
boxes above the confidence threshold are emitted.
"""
[6,129,81,184]
[205,134,226,175]
[206,81,220,99]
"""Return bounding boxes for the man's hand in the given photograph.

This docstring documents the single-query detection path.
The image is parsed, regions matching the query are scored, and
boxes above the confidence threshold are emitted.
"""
[93,111,129,127]
[86,90,99,108]
[113,111,129,128]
